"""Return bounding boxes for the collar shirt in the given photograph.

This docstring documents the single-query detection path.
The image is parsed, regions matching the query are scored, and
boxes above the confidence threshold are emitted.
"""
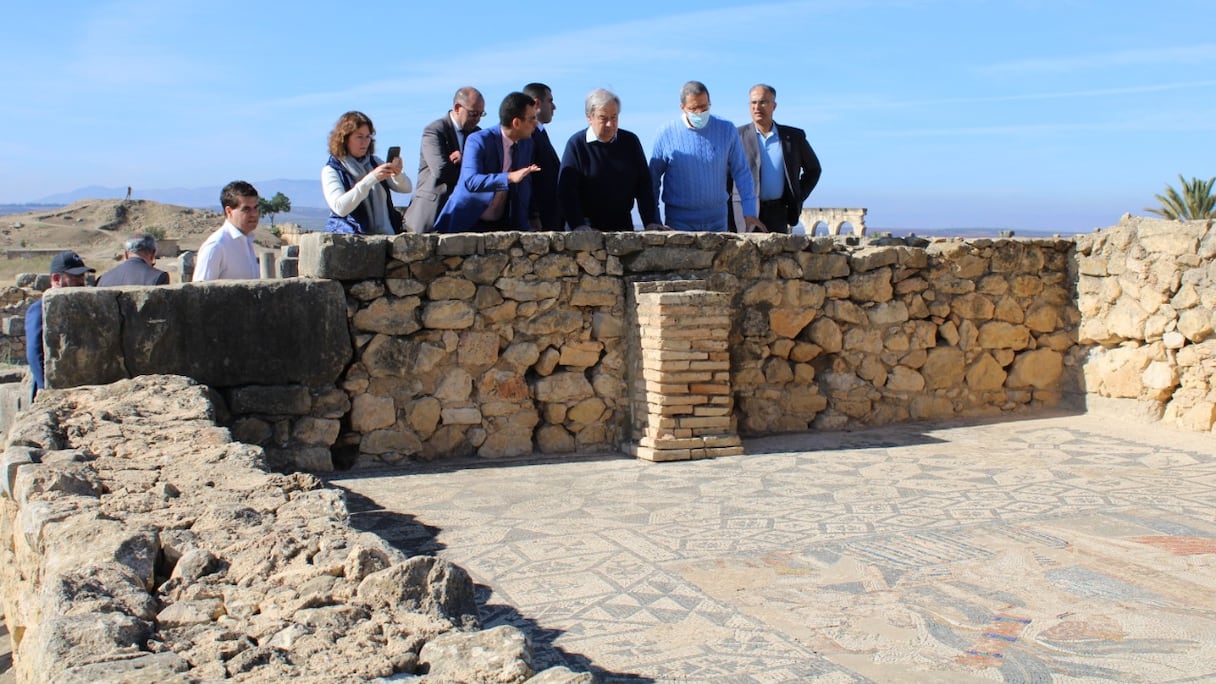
[585,127,617,144]
[450,111,467,151]
[192,220,260,281]
[755,123,786,201]
[480,128,514,222]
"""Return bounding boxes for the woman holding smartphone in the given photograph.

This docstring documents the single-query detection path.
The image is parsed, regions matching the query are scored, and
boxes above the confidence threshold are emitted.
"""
[321,111,412,234]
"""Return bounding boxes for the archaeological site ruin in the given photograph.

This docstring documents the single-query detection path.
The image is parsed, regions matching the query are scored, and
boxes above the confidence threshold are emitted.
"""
[0,215,1212,680]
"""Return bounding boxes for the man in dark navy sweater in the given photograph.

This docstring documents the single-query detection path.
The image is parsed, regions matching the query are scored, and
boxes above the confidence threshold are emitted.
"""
[557,88,662,232]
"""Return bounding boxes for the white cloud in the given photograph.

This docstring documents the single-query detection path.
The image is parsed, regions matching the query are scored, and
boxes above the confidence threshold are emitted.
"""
[981,44,1216,75]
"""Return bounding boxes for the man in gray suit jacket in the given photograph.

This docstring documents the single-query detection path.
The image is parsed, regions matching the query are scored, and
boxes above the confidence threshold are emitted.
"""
[403,86,485,233]
[730,83,822,234]
[97,233,170,286]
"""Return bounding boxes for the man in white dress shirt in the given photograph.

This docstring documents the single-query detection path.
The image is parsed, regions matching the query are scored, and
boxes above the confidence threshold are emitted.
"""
[192,180,262,281]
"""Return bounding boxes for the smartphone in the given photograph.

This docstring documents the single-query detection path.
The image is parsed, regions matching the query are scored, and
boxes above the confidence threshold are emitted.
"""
[386,146,401,163]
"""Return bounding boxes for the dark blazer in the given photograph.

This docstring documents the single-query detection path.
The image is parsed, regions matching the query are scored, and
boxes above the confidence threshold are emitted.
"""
[404,115,477,234]
[434,127,534,233]
[528,127,562,230]
[96,256,170,286]
[730,121,822,229]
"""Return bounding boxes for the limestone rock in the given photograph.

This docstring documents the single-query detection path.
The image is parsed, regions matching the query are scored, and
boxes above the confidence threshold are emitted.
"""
[1007,349,1064,389]
[414,628,530,683]
[357,556,480,629]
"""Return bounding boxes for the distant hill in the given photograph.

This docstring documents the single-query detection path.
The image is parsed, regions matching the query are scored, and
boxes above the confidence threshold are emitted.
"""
[0,198,283,282]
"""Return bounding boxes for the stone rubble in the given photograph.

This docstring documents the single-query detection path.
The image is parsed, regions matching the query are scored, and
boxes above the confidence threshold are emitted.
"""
[0,375,589,682]
[1076,216,1216,430]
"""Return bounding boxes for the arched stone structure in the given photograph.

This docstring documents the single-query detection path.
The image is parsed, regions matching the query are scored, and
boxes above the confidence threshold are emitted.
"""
[800,207,867,237]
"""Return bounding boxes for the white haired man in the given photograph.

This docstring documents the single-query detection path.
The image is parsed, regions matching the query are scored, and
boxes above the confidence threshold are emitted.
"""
[97,232,170,286]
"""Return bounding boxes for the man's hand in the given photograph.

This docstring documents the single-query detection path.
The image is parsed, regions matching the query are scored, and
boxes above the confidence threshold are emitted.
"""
[507,164,541,184]
[449,150,462,164]
[744,215,767,232]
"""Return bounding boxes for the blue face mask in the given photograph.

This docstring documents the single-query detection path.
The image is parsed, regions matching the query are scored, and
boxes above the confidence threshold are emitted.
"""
[686,110,710,129]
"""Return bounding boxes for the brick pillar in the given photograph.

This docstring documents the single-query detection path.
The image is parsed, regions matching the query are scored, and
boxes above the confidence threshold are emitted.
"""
[630,287,743,461]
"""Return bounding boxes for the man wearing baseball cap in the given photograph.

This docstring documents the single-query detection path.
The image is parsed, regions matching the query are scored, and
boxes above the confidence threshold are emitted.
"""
[25,250,94,398]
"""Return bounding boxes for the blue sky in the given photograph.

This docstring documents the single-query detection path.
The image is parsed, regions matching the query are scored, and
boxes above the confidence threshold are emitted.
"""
[2,0,1213,231]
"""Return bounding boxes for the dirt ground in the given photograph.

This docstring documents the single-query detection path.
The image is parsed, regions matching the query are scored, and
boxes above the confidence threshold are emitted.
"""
[0,199,283,283]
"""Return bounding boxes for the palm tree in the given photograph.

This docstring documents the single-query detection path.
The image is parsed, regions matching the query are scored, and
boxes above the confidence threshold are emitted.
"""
[1145,175,1216,220]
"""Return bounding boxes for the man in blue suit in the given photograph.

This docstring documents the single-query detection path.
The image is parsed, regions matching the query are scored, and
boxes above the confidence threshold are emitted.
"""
[435,92,542,233]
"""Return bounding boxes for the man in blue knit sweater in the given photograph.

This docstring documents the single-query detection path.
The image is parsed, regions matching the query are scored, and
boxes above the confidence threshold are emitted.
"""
[649,81,763,232]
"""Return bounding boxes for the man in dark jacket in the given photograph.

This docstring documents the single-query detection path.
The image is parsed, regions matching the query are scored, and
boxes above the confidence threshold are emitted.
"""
[404,87,485,233]
[97,233,169,286]
[26,250,94,398]
[524,82,562,230]
[729,83,822,233]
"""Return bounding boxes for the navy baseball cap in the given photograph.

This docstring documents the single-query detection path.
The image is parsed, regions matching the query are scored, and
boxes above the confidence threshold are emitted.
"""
[50,251,95,276]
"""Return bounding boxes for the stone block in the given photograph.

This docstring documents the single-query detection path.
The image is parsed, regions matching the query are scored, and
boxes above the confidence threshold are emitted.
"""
[1007,349,1065,389]
[277,257,299,278]
[391,233,437,262]
[91,279,349,388]
[297,232,389,280]
[228,385,312,415]
[2,446,38,500]
[436,234,483,256]
[622,247,715,272]
[42,288,127,389]
[2,314,24,336]
[353,296,422,335]
[441,407,483,425]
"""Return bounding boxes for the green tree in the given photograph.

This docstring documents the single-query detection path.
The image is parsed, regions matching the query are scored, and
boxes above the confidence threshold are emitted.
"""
[257,192,292,226]
[1145,175,1216,220]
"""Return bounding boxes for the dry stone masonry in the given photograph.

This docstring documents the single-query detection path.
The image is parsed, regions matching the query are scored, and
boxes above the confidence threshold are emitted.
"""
[26,220,1214,476]
[1076,215,1216,430]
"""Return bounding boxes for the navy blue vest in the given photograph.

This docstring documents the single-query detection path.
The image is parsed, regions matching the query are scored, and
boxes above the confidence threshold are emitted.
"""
[323,155,403,234]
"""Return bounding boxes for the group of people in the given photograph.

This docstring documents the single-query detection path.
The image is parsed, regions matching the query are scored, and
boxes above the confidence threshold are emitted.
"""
[322,80,822,235]
[25,79,822,396]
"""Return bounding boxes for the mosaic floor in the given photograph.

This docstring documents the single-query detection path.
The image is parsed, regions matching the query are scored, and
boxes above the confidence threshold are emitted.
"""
[331,412,1216,683]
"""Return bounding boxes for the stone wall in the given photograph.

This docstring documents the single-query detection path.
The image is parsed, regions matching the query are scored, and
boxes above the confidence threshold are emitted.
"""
[37,279,355,472]
[0,375,589,682]
[1076,216,1216,430]
[300,231,1082,467]
[43,223,1216,469]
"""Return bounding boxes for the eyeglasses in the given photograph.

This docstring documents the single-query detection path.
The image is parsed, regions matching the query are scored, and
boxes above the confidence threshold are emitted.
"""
[351,134,375,142]
[462,109,486,118]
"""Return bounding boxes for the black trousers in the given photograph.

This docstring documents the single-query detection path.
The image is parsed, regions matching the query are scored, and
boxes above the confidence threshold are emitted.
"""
[758,200,790,234]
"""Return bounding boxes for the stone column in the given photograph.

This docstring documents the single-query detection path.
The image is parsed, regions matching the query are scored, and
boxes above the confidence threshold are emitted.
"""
[178,252,195,283]
[259,251,276,279]
[630,285,742,461]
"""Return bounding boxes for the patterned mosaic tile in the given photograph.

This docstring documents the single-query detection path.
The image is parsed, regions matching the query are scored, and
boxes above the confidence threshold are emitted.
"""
[334,413,1216,682]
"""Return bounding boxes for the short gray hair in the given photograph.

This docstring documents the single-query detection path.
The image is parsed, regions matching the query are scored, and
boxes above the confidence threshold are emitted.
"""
[680,80,709,105]
[584,88,620,117]
[750,83,777,100]
[125,233,157,256]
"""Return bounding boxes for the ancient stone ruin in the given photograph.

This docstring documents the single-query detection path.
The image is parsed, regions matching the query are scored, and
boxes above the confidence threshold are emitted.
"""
[1,376,590,682]
[1,215,1213,679]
